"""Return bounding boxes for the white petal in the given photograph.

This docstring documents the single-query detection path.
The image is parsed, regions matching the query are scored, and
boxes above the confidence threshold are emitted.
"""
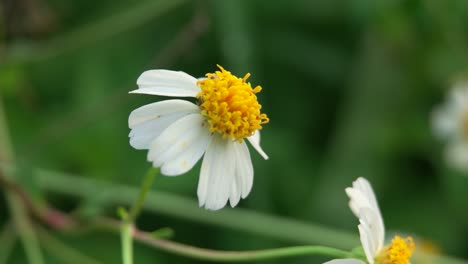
[433,83,468,140]
[346,188,371,217]
[160,131,212,176]
[131,70,200,97]
[359,208,384,255]
[147,113,211,176]
[247,131,268,160]
[323,259,366,264]
[445,142,468,172]
[233,141,254,199]
[431,105,459,140]
[129,100,199,149]
[229,175,241,208]
[346,177,385,254]
[229,141,254,207]
[358,223,375,264]
[353,178,379,211]
[198,135,236,210]
[450,84,468,111]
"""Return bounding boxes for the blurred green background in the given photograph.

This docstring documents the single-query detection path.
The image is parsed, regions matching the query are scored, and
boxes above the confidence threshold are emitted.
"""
[1,0,468,263]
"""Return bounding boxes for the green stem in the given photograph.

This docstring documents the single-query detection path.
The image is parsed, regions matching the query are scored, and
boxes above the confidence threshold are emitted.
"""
[31,168,358,249]
[6,194,44,264]
[0,95,13,163]
[136,235,351,262]
[93,217,352,262]
[121,222,134,264]
[120,167,158,264]
[0,95,44,264]
[128,167,159,222]
[5,166,468,264]
[0,221,17,264]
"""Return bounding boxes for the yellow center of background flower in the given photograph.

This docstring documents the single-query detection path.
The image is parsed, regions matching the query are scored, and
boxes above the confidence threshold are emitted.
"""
[377,236,415,264]
[462,108,468,140]
[196,65,269,141]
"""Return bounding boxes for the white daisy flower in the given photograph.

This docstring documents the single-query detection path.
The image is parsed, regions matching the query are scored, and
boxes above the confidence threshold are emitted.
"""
[128,65,269,210]
[432,81,468,172]
[324,177,415,264]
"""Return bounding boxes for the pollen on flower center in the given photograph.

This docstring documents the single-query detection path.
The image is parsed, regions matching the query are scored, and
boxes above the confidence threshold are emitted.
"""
[377,235,415,264]
[196,65,269,141]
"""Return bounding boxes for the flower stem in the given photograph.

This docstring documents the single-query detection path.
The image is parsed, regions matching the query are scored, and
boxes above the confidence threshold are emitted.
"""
[135,233,351,262]
[120,167,158,264]
[121,221,134,264]
[32,168,358,248]
[128,167,159,222]
[1,167,466,264]
[93,217,352,262]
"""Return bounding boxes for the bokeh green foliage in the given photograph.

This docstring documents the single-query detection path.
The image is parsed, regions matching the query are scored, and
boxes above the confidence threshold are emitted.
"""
[1,0,468,263]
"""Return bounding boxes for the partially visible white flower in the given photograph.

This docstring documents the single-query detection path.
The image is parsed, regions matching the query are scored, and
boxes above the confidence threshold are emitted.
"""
[432,81,468,172]
[325,260,364,264]
[128,66,269,210]
[324,177,415,264]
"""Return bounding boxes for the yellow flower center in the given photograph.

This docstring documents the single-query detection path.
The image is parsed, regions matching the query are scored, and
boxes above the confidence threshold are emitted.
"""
[463,108,468,140]
[376,236,415,264]
[196,65,269,141]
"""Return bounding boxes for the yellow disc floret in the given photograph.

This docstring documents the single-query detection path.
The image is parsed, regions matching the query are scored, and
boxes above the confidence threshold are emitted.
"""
[377,236,415,264]
[196,65,269,141]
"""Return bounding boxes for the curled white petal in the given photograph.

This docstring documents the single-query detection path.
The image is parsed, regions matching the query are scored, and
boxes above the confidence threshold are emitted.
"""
[247,131,268,160]
[131,70,200,97]
[358,222,375,264]
[323,259,366,264]
[347,178,380,215]
[346,177,385,256]
[360,208,385,256]
[147,113,211,176]
[129,100,199,149]
[198,135,236,210]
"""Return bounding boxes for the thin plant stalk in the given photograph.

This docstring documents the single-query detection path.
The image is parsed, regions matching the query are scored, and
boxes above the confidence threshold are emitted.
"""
[128,168,159,222]
[0,221,17,264]
[94,217,354,262]
[0,96,44,264]
[120,167,158,264]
